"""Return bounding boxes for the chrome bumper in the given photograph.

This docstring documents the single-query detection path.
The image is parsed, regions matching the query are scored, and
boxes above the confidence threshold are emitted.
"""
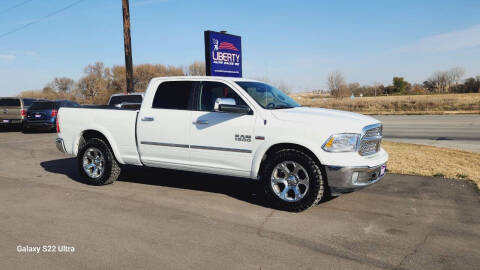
[55,138,66,153]
[326,163,386,195]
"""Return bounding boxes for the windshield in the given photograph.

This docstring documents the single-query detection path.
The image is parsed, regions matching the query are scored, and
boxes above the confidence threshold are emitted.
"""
[109,95,143,106]
[235,81,300,109]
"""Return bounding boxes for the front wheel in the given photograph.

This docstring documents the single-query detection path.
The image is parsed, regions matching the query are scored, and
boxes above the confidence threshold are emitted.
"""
[77,138,121,185]
[262,149,324,212]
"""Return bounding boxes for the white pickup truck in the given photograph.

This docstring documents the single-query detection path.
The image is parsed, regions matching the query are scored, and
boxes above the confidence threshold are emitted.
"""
[56,76,388,212]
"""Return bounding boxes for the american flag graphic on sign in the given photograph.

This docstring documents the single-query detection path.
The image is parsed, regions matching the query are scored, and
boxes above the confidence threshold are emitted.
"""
[218,42,239,51]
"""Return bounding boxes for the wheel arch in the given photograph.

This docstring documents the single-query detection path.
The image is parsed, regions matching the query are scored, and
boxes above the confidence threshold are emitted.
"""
[75,129,125,164]
[253,142,326,181]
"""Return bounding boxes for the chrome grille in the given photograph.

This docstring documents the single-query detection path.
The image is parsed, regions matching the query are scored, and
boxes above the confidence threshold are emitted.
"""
[364,126,382,138]
[360,141,379,154]
[359,124,382,156]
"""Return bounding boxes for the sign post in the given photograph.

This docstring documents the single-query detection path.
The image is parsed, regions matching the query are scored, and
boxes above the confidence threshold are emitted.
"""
[204,31,242,77]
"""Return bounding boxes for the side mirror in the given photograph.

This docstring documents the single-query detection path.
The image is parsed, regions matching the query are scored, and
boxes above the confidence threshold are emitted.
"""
[214,98,252,114]
[214,97,236,111]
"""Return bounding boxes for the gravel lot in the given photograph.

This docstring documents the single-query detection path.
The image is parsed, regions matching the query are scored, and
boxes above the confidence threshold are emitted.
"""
[0,130,479,270]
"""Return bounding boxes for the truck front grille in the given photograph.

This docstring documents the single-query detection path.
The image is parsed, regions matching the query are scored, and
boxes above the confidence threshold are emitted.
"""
[359,124,382,156]
[364,126,382,138]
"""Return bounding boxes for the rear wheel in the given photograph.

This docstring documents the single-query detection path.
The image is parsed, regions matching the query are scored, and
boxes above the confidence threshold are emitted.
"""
[262,149,324,212]
[77,138,121,185]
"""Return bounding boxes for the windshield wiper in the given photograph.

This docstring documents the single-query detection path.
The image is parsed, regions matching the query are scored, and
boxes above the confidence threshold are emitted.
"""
[272,105,296,109]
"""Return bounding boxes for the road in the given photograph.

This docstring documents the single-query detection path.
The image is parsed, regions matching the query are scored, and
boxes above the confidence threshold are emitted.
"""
[374,115,480,152]
[0,131,479,270]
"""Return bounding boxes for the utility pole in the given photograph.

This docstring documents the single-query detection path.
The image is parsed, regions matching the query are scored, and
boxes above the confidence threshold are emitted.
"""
[122,0,134,93]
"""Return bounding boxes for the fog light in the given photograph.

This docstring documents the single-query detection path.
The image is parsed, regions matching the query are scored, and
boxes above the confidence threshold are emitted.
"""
[351,172,359,183]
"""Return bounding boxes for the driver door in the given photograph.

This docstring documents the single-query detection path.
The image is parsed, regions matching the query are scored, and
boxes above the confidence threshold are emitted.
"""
[189,81,256,176]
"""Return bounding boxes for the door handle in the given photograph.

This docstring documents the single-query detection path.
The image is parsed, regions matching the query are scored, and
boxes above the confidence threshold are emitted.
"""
[193,120,209,125]
[141,117,154,121]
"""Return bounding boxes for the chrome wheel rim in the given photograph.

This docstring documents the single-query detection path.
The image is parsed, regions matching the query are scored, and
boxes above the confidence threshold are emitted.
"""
[270,161,309,202]
[82,147,105,179]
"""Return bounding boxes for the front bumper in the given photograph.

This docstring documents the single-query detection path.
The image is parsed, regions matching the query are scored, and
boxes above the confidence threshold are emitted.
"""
[56,138,67,153]
[326,163,386,195]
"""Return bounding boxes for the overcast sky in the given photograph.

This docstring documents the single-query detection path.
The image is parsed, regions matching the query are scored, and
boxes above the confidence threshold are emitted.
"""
[1,0,480,95]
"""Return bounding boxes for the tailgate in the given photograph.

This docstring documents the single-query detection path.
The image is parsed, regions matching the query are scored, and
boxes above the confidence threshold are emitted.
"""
[0,107,22,121]
[26,110,50,121]
[0,98,22,121]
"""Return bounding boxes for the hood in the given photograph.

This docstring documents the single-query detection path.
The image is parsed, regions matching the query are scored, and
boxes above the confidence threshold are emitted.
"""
[271,107,379,133]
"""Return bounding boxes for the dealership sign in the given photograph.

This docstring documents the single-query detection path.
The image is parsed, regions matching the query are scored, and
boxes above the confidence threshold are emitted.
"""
[204,31,242,77]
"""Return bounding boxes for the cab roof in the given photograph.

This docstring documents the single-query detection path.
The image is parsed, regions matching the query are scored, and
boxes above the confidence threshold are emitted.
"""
[151,76,262,83]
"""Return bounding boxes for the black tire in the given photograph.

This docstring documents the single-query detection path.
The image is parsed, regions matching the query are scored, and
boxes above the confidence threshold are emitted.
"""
[261,149,324,212]
[77,138,121,185]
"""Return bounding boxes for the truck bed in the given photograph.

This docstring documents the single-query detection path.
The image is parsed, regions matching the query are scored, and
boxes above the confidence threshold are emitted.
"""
[58,107,142,166]
[79,105,139,110]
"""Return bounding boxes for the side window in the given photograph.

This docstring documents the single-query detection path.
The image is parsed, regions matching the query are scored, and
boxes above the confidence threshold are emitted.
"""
[199,82,247,112]
[152,81,193,110]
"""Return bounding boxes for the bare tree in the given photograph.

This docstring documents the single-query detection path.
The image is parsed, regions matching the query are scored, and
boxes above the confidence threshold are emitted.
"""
[109,63,185,92]
[77,74,107,101]
[449,67,465,85]
[373,82,382,96]
[426,67,466,93]
[185,61,206,76]
[327,71,347,98]
[77,62,110,102]
[54,77,75,93]
[84,62,110,79]
[427,71,449,93]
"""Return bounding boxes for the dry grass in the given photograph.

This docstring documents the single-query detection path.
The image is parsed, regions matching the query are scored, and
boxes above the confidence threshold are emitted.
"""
[382,141,480,189]
[290,93,480,114]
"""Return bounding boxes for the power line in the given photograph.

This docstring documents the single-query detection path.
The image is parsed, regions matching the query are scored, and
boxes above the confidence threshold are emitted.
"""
[0,0,87,39]
[0,0,34,16]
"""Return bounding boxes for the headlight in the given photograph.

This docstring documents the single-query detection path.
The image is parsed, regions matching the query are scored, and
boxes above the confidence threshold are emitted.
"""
[322,133,360,152]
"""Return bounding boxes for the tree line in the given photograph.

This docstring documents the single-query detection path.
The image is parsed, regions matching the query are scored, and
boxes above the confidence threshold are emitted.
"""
[327,67,480,98]
[20,61,206,104]
[20,61,478,103]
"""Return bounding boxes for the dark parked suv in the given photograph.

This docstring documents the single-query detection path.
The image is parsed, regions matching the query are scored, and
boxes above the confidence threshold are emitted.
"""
[24,100,79,131]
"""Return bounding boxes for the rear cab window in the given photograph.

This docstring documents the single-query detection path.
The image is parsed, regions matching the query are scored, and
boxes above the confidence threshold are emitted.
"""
[152,81,194,110]
[109,95,143,106]
[0,98,21,107]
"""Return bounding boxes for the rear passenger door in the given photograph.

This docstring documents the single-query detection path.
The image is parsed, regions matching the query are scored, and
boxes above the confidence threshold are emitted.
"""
[137,81,194,167]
